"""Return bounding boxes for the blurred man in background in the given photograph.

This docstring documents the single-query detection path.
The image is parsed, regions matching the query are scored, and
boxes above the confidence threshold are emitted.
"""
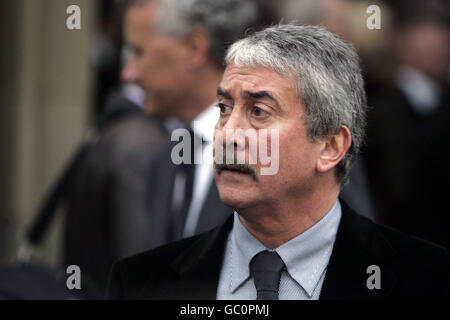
[365,12,450,248]
[63,60,168,294]
[62,1,172,295]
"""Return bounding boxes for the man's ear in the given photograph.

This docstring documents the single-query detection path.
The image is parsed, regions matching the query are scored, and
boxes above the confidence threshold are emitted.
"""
[183,29,211,69]
[316,125,352,174]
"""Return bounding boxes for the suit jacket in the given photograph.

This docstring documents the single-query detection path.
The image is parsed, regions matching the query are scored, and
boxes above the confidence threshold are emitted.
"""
[106,201,449,299]
[146,141,233,250]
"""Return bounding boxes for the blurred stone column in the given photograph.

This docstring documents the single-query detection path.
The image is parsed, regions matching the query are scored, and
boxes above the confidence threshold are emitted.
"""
[0,0,20,267]
[0,0,96,267]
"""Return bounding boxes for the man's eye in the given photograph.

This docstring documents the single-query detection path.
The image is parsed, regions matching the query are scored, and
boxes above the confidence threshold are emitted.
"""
[217,103,232,115]
[252,106,268,117]
[132,47,143,58]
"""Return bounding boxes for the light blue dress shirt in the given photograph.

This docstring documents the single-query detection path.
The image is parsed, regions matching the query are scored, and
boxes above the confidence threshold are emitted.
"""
[216,200,342,300]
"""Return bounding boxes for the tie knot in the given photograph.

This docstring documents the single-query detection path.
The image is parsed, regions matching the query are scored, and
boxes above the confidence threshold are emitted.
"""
[249,251,285,300]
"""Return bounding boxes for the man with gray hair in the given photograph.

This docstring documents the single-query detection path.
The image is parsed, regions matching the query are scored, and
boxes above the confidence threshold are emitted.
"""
[106,24,449,300]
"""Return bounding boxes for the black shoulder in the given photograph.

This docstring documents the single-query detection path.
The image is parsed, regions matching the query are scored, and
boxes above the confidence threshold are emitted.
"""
[336,204,449,298]
[342,201,449,262]
[123,233,205,270]
[374,220,449,263]
[105,233,206,299]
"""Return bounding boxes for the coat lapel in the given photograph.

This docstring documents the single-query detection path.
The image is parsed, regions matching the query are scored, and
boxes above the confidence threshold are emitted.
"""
[160,216,234,299]
[319,201,398,299]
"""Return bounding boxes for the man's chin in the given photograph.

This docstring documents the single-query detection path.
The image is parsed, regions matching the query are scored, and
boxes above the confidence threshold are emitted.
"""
[215,170,259,208]
[217,187,256,210]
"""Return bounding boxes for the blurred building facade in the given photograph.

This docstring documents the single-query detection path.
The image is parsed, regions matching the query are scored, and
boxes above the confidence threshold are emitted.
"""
[0,0,96,267]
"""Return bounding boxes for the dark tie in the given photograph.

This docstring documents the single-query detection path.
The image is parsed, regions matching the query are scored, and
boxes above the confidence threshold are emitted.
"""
[249,250,285,300]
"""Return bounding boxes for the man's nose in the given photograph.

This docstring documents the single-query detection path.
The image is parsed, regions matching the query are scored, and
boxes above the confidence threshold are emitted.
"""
[221,107,247,132]
[121,60,139,83]
[220,108,249,150]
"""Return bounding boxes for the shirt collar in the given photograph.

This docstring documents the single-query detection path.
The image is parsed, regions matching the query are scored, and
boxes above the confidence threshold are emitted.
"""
[395,66,441,116]
[230,200,342,298]
[190,103,219,143]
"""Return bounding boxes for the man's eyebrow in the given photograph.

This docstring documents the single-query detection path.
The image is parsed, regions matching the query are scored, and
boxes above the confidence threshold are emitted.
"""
[217,88,281,110]
[244,91,280,109]
[217,87,232,99]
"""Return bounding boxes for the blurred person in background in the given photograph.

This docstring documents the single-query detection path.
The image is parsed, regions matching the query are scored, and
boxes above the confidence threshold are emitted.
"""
[63,1,170,295]
[281,0,354,41]
[365,1,450,248]
[63,82,169,295]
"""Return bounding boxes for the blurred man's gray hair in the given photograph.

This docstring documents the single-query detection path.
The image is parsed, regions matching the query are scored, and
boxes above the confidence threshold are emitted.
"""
[225,24,367,185]
[155,0,259,67]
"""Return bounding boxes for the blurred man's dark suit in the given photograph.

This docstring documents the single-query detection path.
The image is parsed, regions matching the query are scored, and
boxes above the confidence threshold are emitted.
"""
[418,89,450,248]
[64,92,168,293]
[106,200,450,299]
[365,81,450,248]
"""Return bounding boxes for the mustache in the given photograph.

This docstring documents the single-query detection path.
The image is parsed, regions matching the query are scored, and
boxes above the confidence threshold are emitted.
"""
[215,163,258,181]
[214,151,258,182]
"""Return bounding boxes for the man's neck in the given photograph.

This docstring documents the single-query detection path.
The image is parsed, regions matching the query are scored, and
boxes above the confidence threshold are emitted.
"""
[237,185,340,249]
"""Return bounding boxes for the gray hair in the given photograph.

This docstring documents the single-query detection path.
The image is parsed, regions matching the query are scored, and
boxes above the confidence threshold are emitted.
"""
[225,24,367,184]
[154,0,260,67]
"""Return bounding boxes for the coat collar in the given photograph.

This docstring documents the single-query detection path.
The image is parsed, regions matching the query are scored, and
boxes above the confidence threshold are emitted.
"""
[319,200,398,299]
[158,200,399,299]
[163,216,234,299]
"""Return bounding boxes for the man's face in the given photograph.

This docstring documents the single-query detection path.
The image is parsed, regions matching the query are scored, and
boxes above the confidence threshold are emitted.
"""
[214,64,322,210]
[122,2,192,116]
